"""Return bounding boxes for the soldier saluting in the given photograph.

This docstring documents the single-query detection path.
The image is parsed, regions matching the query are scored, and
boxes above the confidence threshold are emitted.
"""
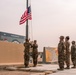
[24,39,31,68]
[64,36,70,69]
[57,36,65,70]
[71,41,76,68]
[32,40,38,67]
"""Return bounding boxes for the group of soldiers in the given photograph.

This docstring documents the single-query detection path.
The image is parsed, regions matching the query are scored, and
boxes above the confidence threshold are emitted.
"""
[24,39,38,68]
[58,36,76,71]
[23,36,76,69]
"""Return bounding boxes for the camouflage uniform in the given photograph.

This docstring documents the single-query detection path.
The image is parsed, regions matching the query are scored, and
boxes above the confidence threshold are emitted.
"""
[32,40,38,67]
[24,41,31,67]
[65,36,70,68]
[58,36,65,70]
[71,41,76,68]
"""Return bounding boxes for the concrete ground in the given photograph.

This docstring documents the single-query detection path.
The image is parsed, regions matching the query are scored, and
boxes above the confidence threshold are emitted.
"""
[49,68,76,75]
[0,64,76,75]
[0,71,30,75]
[0,64,56,75]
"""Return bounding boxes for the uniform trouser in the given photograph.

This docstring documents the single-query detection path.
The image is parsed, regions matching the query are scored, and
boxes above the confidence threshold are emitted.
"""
[24,53,29,67]
[58,55,64,69]
[71,57,76,67]
[65,54,70,67]
[33,54,38,66]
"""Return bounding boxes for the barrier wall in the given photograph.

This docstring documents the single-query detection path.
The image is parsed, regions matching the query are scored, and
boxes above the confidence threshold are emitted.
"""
[43,47,58,63]
[0,41,24,65]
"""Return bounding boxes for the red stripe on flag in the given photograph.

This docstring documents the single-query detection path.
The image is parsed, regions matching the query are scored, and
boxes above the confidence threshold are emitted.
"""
[19,10,28,25]
[19,6,32,25]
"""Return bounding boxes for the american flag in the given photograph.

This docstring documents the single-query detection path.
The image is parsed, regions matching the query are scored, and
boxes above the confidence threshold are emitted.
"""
[19,6,32,25]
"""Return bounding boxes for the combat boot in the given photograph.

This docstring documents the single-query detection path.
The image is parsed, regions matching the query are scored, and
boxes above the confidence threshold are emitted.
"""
[71,65,76,68]
[57,68,64,71]
[65,67,70,69]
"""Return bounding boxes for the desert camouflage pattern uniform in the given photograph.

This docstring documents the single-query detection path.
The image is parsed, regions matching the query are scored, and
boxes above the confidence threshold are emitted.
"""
[58,41,65,69]
[24,42,30,67]
[65,41,70,68]
[32,43,38,66]
[71,44,76,67]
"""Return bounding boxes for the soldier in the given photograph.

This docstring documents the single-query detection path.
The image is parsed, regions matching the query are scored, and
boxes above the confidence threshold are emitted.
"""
[24,39,31,68]
[64,36,70,69]
[57,36,65,70]
[71,41,76,68]
[32,40,38,67]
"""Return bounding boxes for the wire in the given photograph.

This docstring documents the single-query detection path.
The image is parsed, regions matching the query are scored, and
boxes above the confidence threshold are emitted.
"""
[28,0,33,41]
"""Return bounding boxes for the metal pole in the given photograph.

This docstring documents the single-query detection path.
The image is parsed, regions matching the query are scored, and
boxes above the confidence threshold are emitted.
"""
[26,0,28,39]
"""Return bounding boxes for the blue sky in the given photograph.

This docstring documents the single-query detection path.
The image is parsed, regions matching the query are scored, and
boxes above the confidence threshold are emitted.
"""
[0,0,76,51]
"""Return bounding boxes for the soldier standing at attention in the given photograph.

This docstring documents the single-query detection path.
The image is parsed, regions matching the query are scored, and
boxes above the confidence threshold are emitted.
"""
[32,40,38,67]
[58,36,65,70]
[65,36,70,69]
[24,39,31,68]
[71,41,76,68]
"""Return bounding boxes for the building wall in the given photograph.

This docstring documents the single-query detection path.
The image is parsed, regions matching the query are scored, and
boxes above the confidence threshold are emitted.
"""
[0,31,25,43]
[0,41,24,65]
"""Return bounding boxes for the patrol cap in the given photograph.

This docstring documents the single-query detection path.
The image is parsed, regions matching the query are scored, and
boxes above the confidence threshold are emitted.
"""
[72,41,75,44]
[34,40,37,42]
[25,39,29,42]
[59,36,64,39]
[66,36,70,40]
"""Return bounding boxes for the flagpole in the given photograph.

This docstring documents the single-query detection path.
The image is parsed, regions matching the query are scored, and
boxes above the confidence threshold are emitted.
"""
[26,0,28,39]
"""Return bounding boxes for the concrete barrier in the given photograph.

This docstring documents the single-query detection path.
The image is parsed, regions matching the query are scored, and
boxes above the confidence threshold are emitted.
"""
[0,41,24,65]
